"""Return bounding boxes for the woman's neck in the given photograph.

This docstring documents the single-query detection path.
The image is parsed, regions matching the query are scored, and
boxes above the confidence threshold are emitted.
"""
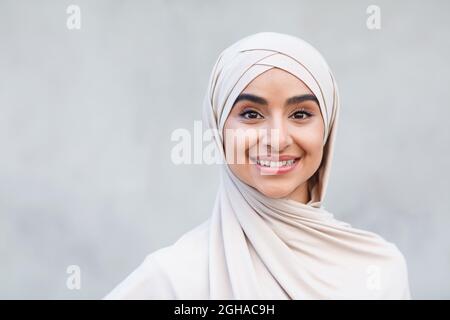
[285,181,311,204]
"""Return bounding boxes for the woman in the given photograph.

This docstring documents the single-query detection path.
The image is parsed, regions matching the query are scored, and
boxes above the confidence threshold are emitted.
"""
[105,32,411,299]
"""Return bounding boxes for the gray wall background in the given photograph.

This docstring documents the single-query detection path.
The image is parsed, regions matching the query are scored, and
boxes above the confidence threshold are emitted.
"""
[0,0,449,299]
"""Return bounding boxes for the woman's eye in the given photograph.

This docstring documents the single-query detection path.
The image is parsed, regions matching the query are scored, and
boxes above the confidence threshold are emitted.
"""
[290,110,312,120]
[239,110,263,119]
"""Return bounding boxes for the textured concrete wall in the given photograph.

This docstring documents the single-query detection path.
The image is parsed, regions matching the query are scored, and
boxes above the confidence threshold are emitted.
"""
[0,0,449,298]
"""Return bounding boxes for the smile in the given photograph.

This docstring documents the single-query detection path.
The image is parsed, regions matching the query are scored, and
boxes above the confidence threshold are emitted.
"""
[251,156,301,175]
[256,159,296,167]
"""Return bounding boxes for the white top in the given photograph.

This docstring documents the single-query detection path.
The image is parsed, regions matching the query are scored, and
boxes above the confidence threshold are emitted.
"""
[105,32,411,300]
[105,220,210,299]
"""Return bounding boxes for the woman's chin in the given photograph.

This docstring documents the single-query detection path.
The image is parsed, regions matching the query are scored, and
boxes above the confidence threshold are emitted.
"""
[256,185,293,199]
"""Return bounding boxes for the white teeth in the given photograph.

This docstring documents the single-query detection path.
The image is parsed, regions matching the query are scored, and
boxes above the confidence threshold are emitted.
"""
[256,159,296,167]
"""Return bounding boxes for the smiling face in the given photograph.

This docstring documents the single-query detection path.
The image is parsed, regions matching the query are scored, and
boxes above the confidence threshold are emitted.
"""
[223,67,325,203]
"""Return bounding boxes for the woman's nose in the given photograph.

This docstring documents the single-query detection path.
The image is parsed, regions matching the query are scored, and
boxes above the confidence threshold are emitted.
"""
[261,118,293,153]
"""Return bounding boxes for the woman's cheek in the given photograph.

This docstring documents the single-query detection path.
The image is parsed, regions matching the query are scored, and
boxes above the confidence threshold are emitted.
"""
[293,124,323,151]
[224,127,257,165]
[234,127,262,164]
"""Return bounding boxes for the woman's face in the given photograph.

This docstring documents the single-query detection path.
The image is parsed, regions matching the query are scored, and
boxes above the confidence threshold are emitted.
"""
[223,67,325,203]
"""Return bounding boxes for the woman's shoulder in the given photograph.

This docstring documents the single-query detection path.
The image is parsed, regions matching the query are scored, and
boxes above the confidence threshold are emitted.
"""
[335,220,411,299]
[103,250,177,299]
[150,219,210,297]
[359,230,412,299]
[152,218,210,264]
[104,219,210,300]
[381,241,412,299]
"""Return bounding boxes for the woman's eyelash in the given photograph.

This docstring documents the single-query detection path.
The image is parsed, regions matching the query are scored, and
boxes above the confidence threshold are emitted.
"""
[239,109,263,119]
[290,108,313,119]
[238,108,313,120]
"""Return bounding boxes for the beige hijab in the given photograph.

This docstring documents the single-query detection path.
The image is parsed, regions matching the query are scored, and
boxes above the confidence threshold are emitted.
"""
[205,32,410,299]
[106,32,411,299]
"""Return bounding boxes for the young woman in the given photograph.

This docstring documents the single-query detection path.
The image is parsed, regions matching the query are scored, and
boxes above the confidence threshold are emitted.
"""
[105,32,411,299]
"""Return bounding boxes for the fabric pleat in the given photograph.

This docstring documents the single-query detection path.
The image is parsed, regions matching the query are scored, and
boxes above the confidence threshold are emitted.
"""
[105,32,411,300]
[204,32,410,299]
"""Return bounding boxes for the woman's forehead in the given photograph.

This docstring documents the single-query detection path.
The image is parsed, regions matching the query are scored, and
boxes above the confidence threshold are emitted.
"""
[240,68,314,96]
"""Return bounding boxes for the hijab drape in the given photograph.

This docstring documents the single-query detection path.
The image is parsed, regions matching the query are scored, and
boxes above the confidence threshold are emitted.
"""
[105,32,411,300]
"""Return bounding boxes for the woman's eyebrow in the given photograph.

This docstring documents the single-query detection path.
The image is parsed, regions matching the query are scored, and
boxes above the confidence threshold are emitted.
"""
[285,94,319,107]
[233,93,268,107]
[233,93,319,107]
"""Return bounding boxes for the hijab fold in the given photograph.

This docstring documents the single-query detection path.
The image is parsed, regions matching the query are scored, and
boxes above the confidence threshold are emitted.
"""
[105,32,411,300]
[204,32,410,299]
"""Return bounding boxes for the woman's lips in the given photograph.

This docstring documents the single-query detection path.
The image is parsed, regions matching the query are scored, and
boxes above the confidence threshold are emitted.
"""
[250,156,301,175]
[254,155,299,161]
